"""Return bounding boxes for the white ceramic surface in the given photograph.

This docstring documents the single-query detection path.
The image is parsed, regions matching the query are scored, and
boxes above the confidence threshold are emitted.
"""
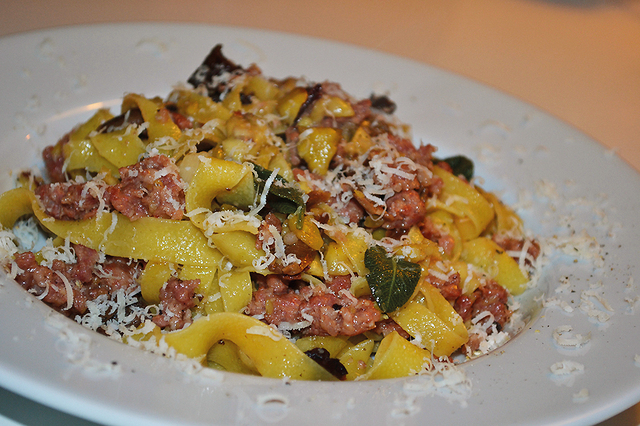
[0,24,639,426]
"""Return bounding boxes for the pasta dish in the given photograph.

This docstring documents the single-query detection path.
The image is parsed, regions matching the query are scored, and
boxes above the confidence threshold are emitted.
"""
[0,45,540,381]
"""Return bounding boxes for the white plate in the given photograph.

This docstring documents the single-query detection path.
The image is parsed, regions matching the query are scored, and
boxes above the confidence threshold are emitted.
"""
[1,23,639,426]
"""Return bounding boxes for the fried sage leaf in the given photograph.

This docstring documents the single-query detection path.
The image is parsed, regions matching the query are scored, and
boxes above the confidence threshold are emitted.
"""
[364,245,421,313]
[436,155,474,181]
[253,164,306,226]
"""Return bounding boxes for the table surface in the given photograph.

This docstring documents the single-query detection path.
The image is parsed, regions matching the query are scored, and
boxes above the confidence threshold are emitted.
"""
[1,1,639,425]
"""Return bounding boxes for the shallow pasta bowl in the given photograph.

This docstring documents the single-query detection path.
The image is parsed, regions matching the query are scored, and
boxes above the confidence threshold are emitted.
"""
[0,23,639,426]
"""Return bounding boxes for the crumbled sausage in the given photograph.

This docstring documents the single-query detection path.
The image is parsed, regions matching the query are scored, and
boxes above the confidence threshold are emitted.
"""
[383,190,427,229]
[35,181,105,221]
[247,274,381,336]
[454,281,511,328]
[429,271,462,301]
[42,132,71,183]
[152,277,200,331]
[14,244,141,316]
[107,155,186,221]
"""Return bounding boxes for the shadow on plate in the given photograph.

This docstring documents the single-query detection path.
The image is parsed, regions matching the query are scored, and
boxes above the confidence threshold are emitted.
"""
[0,386,100,426]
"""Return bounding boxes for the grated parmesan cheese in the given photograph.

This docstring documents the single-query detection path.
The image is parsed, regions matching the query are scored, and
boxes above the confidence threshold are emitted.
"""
[146,136,181,155]
[249,166,279,217]
[246,325,283,341]
[276,320,312,335]
[39,238,76,268]
[624,295,640,314]
[294,133,432,225]
[394,357,473,407]
[466,311,511,356]
[52,270,74,311]
[45,313,122,378]
[543,297,574,314]
[541,230,604,269]
[202,209,261,235]
[579,288,614,323]
[626,276,636,292]
[550,360,584,376]
[80,177,109,217]
[0,229,20,266]
[76,287,155,336]
[534,179,560,200]
[555,276,571,294]
[552,325,591,348]
[98,212,118,251]
[12,217,40,251]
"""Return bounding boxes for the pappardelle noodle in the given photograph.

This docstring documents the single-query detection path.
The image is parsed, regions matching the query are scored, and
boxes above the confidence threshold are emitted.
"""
[0,45,540,381]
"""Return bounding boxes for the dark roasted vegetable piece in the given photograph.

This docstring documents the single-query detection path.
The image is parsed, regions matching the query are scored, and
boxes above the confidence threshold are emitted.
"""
[96,108,146,137]
[305,348,347,380]
[369,94,397,114]
[188,44,244,101]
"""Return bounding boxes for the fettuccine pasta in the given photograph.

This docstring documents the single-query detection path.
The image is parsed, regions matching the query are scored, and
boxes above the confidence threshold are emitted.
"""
[0,45,541,381]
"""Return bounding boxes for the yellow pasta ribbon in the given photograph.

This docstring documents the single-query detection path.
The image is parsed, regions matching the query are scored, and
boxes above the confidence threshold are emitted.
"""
[425,210,463,261]
[300,96,354,127]
[393,225,442,264]
[324,229,368,276]
[71,109,115,142]
[267,153,295,183]
[163,313,338,381]
[460,237,528,295]
[208,231,265,268]
[215,172,256,211]
[0,188,35,229]
[89,131,146,168]
[390,281,468,357]
[481,189,524,237]
[206,340,259,375]
[218,269,253,312]
[244,75,280,101]
[62,109,118,176]
[277,87,307,126]
[338,339,375,381]
[122,93,181,143]
[356,331,431,380]
[431,166,494,241]
[0,188,222,267]
[297,128,340,176]
[295,336,350,357]
[181,265,224,315]
[185,157,253,229]
[391,301,467,358]
[420,281,469,341]
[139,261,175,304]
[449,260,483,295]
[63,139,119,176]
[287,214,323,251]
[222,84,245,112]
[170,89,232,123]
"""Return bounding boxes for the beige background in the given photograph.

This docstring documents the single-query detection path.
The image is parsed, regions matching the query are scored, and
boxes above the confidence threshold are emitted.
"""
[1,1,639,425]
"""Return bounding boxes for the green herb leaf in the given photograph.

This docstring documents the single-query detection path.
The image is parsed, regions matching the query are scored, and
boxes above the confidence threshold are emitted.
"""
[436,155,474,181]
[253,163,306,226]
[364,245,421,313]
